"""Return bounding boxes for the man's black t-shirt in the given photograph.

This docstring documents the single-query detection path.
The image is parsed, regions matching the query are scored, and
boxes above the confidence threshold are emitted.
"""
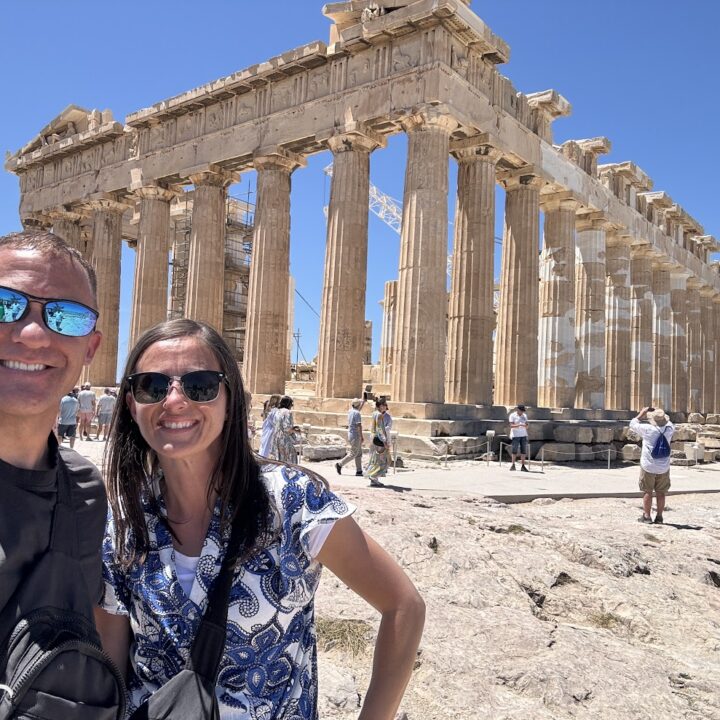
[0,435,107,641]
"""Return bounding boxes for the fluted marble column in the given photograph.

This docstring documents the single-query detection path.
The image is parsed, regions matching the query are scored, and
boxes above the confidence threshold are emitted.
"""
[538,195,578,408]
[686,281,703,413]
[244,150,304,395]
[651,262,672,410]
[380,280,397,385]
[700,288,716,413]
[669,269,690,414]
[392,111,456,404]
[630,249,654,410]
[185,168,235,330]
[495,171,542,407]
[604,235,632,410]
[87,198,128,386]
[574,215,610,409]
[714,297,720,414]
[445,141,500,406]
[316,129,382,399]
[51,209,84,253]
[129,185,175,345]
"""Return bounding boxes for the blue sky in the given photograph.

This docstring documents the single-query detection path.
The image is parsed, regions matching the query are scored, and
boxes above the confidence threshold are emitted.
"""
[1,1,718,379]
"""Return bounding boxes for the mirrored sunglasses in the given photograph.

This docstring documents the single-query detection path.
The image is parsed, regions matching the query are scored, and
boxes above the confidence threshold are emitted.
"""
[126,370,226,404]
[0,285,98,338]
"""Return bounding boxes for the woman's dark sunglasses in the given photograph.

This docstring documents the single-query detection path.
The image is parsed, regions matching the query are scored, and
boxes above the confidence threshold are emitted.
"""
[126,371,226,404]
[0,285,98,338]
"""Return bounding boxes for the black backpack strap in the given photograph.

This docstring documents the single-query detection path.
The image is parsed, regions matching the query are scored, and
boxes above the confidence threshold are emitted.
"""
[50,455,79,558]
[186,513,243,683]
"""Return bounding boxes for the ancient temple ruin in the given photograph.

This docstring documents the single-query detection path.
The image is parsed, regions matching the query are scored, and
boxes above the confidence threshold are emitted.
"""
[6,1,719,439]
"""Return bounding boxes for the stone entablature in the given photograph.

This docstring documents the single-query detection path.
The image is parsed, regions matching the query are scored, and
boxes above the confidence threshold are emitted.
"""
[4,0,719,411]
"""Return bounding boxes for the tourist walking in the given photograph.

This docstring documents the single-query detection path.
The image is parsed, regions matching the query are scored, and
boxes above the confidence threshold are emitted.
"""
[336,398,365,476]
[95,319,425,719]
[272,394,300,463]
[96,387,117,440]
[258,393,280,457]
[365,398,391,487]
[58,388,80,448]
[508,404,529,471]
[630,407,675,524]
[77,381,97,440]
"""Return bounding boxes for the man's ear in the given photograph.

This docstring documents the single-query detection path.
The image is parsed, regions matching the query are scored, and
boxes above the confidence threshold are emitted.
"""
[84,330,102,365]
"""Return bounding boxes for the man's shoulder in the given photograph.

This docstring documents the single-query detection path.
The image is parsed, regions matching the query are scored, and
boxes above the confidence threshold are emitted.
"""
[58,447,106,501]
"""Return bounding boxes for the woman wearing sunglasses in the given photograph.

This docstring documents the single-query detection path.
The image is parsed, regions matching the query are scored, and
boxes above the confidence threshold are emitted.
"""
[94,319,424,720]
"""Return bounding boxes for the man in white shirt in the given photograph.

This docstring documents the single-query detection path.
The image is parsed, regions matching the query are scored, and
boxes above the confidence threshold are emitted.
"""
[629,407,674,524]
[508,404,529,472]
[77,382,96,440]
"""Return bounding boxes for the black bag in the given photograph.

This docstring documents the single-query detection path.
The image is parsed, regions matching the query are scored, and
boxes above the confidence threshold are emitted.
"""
[0,459,125,720]
[128,507,242,720]
[372,436,385,448]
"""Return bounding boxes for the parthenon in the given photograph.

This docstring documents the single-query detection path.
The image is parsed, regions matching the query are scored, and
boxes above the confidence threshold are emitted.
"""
[6,0,719,422]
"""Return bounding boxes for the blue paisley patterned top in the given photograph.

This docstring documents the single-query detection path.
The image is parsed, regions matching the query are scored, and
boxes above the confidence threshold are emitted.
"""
[101,464,355,719]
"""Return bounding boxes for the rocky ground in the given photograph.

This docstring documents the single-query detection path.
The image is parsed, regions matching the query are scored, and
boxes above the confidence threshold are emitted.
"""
[314,487,720,720]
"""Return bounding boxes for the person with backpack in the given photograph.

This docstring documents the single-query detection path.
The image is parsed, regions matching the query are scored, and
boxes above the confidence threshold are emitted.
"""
[629,407,675,524]
[0,231,125,718]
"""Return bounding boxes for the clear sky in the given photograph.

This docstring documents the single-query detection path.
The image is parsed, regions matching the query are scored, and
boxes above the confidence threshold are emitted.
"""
[1,1,718,380]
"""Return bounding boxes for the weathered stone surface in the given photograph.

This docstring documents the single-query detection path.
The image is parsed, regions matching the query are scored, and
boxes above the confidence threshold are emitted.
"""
[688,413,706,424]
[554,425,593,444]
[707,414,720,424]
[697,435,720,449]
[536,443,576,462]
[592,444,616,461]
[620,444,641,461]
[575,444,594,462]
[591,426,615,443]
[673,426,698,442]
[315,490,720,719]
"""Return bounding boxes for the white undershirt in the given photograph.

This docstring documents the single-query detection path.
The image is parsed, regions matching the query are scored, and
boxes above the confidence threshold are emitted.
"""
[173,523,336,596]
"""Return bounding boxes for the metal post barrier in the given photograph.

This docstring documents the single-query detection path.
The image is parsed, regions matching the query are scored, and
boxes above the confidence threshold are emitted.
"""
[391,431,399,474]
[607,447,611,470]
[498,442,504,467]
[541,445,545,473]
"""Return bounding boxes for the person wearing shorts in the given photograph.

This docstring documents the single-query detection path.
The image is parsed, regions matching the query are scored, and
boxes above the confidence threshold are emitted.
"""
[508,404,529,472]
[630,407,674,524]
[95,387,116,441]
[77,382,96,440]
[58,390,80,449]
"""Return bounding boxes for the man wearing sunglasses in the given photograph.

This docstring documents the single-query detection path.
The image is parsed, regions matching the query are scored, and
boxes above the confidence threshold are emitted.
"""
[0,231,106,654]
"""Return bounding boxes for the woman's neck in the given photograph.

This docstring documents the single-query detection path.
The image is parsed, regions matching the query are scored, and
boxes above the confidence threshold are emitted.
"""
[159,456,219,554]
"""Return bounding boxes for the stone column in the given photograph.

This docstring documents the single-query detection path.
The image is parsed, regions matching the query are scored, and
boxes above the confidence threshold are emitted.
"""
[630,248,654,411]
[244,150,304,395]
[129,185,176,346]
[184,168,235,330]
[87,198,129,386]
[51,209,84,253]
[669,269,690,415]
[651,262,672,410]
[392,111,456,404]
[495,171,542,408]
[445,140,500,406]
[574,215,610,409]
[380,280,397,385]
[700,287,717,413]
[686,280,703,413]
[316,129,382,399]
[537,195,578,408]
[604,235,632,410]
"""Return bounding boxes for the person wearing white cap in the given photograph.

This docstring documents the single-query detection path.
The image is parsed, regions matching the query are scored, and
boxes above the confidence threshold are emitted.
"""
[336,398,365,476]
[629,407,675,524]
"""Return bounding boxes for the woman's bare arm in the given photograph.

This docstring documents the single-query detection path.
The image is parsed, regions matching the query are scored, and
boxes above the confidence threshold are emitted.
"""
[94,607,131,679]
[317,516,425,720]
